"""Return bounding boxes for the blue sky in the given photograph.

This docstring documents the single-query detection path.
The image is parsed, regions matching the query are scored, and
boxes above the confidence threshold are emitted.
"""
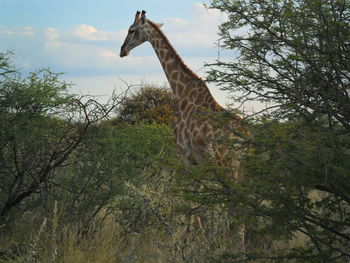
[0,0,236,106]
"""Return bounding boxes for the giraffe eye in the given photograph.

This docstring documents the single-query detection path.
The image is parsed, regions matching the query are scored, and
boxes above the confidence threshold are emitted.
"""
[128,29,136,34]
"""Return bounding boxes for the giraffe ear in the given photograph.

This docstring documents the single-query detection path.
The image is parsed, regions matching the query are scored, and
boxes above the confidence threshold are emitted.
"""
[156,23,164,28]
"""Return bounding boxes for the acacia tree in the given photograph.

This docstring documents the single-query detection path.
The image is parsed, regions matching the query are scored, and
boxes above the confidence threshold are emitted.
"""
[199,0,350,261]
[208,0,350,127]
[114,85,177,126]
[0,52,119,221]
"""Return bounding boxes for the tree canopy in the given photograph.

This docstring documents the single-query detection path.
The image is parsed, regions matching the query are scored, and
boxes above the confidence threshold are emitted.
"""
[208,0,350,129]
[114,85,177,126]
[0,52,116,220]
[202,0,350,261]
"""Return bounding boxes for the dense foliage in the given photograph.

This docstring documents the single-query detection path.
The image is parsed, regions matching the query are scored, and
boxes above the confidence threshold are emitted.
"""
[0,54,86,219]
[209,0,350,128]
[203,0,350,261]
[115,85,177,126]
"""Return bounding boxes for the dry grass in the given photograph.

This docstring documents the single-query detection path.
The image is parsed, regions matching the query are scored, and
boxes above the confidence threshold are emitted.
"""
[1,211,312,263]
[0,192,315,263]
[55,219,119,263]
[0,213,120,263]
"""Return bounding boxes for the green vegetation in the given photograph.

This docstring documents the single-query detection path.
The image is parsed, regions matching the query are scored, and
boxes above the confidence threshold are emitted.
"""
[114,85,177,126]
[1,0,350,262]
[204,0,350,261]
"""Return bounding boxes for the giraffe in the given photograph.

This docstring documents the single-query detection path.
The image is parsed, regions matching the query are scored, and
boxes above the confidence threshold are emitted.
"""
[120,10,247,251]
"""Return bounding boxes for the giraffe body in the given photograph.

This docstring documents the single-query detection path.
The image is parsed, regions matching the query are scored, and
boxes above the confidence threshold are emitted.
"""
[120,12,244,169]
[120,10,247,249]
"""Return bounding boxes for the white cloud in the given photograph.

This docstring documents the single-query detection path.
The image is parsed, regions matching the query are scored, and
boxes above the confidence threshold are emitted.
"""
[43,25,122,45]
[163,3,226,50]
[45,27,60,41]
[71,24,109,41]
[0,26,35,36]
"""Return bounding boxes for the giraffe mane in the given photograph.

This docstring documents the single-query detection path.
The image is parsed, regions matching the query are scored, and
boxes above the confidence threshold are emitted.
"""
[147,20,202,82]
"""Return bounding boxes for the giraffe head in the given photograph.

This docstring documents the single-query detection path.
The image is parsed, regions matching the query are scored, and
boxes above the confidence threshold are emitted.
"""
[120,10,163,57]
[120,10,149,57]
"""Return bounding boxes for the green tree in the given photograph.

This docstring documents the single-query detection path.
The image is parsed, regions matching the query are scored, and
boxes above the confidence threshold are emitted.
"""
[0,52,116,221]
[201,0,350,261]
[50,122,176,227]
[115,85,177,126]
[208,0,350,128]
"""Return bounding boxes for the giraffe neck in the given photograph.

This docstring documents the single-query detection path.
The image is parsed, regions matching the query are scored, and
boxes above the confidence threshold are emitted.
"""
[146,20,221,111]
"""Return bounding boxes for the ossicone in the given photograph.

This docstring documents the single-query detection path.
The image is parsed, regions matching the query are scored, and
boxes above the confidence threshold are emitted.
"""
[141,10,146,24]
[134,11,141,23]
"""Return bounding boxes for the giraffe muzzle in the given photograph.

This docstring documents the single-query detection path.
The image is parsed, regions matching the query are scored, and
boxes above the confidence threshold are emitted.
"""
[120,46,129,57]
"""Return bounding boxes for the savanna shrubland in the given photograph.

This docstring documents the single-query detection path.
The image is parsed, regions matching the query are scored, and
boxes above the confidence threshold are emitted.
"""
[0,53,227,263]
[0,52,178,262]
[2,0,350,262]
